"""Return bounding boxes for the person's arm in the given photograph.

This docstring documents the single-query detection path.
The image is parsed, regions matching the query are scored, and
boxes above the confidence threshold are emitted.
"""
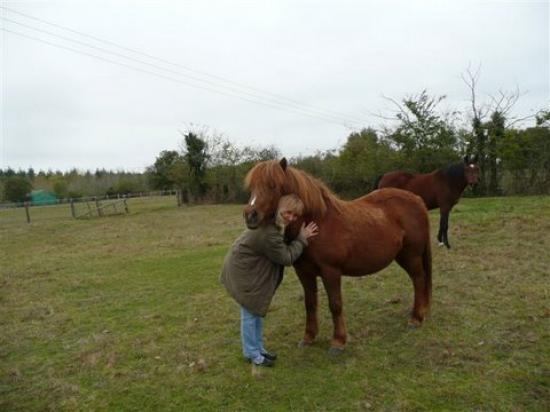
[260,229,307,266]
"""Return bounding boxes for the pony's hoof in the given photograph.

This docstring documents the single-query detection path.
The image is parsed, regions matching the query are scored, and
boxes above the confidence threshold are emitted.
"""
[438,242,445,247]
[407,319,422,330]
[328,346,345,356]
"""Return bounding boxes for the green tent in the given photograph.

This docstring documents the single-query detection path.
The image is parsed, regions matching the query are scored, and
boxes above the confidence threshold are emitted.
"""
[30,190,57,206]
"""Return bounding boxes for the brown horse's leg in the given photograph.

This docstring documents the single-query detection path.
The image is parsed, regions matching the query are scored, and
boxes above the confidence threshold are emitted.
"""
[396,254,431,327]
[437,209,444,244]
[438,209,451,249]
[296,272,319,345]
[320,270,347,350]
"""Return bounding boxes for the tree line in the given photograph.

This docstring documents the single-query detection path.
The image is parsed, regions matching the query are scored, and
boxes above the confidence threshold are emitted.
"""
[2,88,549,204]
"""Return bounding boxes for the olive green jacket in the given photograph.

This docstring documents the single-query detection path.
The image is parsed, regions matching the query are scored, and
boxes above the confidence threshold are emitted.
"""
[220,224,308,317]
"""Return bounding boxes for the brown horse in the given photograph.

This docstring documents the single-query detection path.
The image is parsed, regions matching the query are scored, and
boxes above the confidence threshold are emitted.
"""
[243,158,432,353]
[376,156,480,249]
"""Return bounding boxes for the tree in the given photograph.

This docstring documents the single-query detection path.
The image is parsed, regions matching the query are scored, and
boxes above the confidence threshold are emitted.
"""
[250,145,281,162]
[168,157,191,203]
[4,176,32,202]
[500,124,550,194]
[182,132,209,201]
[4,168,16,177]
[535,109,550,127]
[52,177,69,199]
[486,111,506,194]
[332,128,396,197]
[114,177,141,195]
[147,150,182,190]
[206,140,248,202]
[462,65,527,195]
[293,150,338,189]
[383,90,460,172]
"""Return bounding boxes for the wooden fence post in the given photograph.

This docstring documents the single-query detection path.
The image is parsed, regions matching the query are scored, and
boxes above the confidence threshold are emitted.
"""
[24,201,31,224]
[94,197,103,217]
[70,199,76,218]
[124,198,129,214]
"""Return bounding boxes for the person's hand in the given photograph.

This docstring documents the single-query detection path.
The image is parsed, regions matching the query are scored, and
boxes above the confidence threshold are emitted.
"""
[300,221,319,239]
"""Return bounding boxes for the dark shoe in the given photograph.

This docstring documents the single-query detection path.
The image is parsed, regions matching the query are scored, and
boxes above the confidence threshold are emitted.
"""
[261,351,277,361]
[253,357,275,367]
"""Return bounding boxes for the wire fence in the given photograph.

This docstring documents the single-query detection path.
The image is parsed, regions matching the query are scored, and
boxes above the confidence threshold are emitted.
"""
[0,191,183,227]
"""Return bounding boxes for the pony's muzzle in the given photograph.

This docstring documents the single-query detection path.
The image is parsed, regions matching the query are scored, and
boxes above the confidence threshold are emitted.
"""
[243,208,260,229]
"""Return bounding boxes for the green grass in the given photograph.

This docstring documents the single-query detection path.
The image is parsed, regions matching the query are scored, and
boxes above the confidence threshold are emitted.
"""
[1,196,549,411]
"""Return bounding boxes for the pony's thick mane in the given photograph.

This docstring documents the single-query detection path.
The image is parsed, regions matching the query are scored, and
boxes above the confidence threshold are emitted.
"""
[285,166,344,217]
[245,160,343,218]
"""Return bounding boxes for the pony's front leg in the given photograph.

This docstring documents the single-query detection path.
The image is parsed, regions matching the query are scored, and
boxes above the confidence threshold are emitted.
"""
[437,211,444,244]
[296,272,319,346]
[321,270,346,354]
[439,209,451,249]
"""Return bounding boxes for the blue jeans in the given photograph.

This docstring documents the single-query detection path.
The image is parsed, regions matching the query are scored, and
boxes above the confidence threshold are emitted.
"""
[240,306,266,364]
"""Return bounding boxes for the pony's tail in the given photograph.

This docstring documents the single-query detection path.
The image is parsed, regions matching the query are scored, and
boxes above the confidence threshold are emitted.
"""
[422,235,433,310]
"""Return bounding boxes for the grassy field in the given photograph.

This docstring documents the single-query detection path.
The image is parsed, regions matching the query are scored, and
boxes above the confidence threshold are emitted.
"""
[1,196,549,411]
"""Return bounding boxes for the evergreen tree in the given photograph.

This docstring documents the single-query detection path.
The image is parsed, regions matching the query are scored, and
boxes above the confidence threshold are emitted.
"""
[183,132,209,201]
[4,176,32,202]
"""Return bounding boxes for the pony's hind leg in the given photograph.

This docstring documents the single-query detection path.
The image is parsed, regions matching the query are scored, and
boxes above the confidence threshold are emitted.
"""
[320,269,347,352]
[396,253,431,327]
[296,272,319,346]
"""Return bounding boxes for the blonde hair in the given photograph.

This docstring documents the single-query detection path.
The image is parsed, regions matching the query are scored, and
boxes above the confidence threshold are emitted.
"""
[274,194,304,231]
[278,194,304,216]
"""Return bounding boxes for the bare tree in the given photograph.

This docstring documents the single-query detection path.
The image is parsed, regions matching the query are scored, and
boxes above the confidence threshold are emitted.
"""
[462,64,537,195]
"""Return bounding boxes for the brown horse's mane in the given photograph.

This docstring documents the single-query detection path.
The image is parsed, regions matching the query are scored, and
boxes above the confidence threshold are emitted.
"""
[442,162,466,180]
[245,160,344,218]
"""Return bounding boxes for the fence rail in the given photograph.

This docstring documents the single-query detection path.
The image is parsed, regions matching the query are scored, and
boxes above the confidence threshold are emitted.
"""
[0,190,179,209]
[0,192,182,225]
[70,198,130,219]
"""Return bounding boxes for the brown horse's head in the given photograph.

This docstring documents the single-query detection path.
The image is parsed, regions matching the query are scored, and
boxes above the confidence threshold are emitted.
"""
[243,158,289,229]
[463,155,480,185]
[243,157,336,229]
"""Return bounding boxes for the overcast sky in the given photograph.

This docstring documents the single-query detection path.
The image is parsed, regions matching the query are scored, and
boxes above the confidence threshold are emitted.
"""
[1,0,548,172]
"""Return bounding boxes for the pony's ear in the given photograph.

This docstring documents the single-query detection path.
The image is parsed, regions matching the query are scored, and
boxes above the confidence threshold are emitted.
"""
[279,158,288,171]
[463,155,469,164]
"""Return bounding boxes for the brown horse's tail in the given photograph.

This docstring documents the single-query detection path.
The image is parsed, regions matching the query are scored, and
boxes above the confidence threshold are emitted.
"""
[423,233,433,309]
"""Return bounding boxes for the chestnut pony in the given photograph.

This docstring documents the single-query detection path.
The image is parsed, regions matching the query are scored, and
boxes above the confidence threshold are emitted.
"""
[376,156,480,249]
[243,158,432,353]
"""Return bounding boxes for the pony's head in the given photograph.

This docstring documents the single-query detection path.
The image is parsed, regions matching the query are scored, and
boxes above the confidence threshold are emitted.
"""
[243,157,336,229]
[243,158,289,229]
[463,155,480,185]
